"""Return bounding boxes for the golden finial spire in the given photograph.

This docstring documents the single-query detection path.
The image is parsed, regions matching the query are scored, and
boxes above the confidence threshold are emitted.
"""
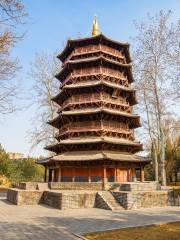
[92,15,99,37]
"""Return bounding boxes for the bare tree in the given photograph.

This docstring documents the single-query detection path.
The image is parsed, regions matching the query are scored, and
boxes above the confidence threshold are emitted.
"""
[0,0,27,114]
[163,117,180,183]
[141,70,159,182]
[28,52,59,151]
[133,10,180,185]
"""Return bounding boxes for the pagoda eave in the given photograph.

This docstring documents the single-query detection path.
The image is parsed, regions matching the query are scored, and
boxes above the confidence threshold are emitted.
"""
[63,80,134,92]
[58,34,131,63]
[45,137,143,153]
[61,108,139,118]
[46,137,142,146]
[48,108,141,129]
[37,151,150,165]
[55,56,133,83]
[52,80,137,106]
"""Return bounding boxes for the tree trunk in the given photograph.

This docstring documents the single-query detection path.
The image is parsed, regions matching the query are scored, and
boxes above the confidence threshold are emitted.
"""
[160,125,166,185]
[143,84,159,182]
[153,142,159,182]
[152,66,166,186]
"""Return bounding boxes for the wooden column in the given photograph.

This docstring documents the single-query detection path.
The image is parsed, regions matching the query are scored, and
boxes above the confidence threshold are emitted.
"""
[54,169,56,182]
[58,167,61,182]
[140,166,144,182]
[88,168,91,183]
[103,166,107,190]
[49,169,53,182]
[44,165,47,182]
[128,169,131,182]
[114,168,116,182]
[131,168,136,182]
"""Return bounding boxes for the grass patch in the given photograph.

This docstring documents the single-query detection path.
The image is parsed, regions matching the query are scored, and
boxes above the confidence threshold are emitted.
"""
[84,222,180,240]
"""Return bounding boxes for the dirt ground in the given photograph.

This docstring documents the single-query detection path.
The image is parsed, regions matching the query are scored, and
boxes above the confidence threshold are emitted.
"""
[84,222,180,240]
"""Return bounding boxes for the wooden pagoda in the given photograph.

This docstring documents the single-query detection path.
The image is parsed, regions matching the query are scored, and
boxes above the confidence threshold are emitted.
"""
[38,17,150,185]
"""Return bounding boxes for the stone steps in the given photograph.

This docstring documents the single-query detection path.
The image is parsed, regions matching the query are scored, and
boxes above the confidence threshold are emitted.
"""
[96,191,124,210]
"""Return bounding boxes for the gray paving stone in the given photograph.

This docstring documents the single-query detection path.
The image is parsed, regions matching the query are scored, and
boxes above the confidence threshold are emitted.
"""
[0,198,180,239]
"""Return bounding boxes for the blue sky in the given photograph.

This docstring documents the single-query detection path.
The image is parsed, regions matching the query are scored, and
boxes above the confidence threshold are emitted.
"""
[0,0,179,157]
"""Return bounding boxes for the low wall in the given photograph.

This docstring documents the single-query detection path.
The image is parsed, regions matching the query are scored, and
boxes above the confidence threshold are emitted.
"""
[168,189,180,206]
[18,181,160,191]
[6,182,180,209]
[119,182,159,192]
[7,188,43,205]
[49,182,104,190]
[49,182,160,191]
[43,191,62,209]
[7,188,97,209]
[113,191,170,210]
[19,182,160,191]
[19,182,38,190]
[49,182,123,190]
[61,192,96,210]
[43,191,96,209]
[19,182,49,191]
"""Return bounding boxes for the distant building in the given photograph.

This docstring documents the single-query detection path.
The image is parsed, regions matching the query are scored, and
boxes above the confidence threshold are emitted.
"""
[8,152,24,160]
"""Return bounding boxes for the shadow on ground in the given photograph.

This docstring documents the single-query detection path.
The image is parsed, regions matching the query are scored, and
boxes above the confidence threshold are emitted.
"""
[36,209,180,234]
[0,198,180,239]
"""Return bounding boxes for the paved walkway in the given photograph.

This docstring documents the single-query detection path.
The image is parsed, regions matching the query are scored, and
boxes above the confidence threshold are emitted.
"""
[0,197,180,239]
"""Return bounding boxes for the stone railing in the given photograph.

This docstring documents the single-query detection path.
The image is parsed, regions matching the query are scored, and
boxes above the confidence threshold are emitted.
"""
[49,182,104,191]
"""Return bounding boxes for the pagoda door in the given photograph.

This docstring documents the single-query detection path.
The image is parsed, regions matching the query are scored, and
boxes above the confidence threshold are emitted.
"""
[116,169,129,182]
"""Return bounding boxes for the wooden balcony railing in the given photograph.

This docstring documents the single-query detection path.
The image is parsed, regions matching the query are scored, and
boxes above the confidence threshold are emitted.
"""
[56,121,134,138]
[64,44,126,64]
[62,71,129,88]
[59,92,132,113]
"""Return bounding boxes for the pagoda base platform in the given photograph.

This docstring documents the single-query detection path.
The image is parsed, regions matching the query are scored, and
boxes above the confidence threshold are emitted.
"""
[9,181,159,191]
[6,182,180,210]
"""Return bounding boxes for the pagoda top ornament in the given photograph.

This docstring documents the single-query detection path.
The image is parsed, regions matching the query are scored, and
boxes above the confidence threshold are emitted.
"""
[92,15,100,36]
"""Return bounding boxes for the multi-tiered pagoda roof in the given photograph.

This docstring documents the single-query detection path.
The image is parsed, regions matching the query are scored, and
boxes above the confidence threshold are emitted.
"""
[38,18,150,184]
